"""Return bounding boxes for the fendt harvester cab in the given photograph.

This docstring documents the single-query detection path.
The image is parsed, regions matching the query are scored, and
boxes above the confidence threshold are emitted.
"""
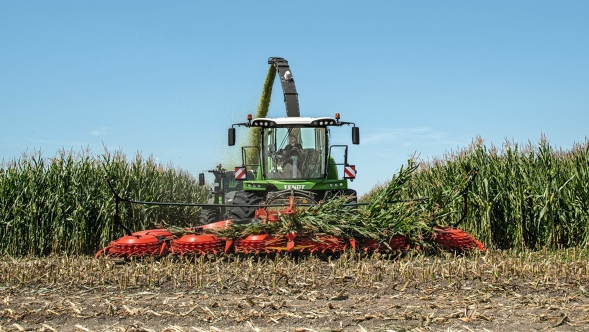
[227,114,360,220]
[223,57,361,221]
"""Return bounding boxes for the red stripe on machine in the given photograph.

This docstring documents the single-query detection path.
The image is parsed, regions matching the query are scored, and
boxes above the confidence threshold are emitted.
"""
[234,167,246,180]
[344,165,356,179]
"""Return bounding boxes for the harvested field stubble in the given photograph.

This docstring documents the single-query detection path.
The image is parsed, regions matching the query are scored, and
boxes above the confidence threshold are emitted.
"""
[2,250,589,331]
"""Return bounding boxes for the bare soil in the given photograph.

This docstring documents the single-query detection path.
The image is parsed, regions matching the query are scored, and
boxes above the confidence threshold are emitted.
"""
[1,252,588,332]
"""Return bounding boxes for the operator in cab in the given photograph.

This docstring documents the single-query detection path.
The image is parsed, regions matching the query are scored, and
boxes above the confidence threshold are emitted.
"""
[280,135,303,166]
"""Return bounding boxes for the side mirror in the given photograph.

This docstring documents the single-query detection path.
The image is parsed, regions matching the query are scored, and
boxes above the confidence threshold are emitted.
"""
[269,143,276,152]
[352,127,360,145]
[198,173,205,186]
[228,128,236,146]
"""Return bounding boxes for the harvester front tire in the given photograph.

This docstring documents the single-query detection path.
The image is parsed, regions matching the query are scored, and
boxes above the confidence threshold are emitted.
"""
[198,208,218,225]
[324,189,358,203]
[227,191,263,220]
[343,189,358,203]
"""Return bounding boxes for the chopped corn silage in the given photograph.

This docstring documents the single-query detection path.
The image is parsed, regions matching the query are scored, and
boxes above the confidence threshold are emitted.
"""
[249,64,276,151]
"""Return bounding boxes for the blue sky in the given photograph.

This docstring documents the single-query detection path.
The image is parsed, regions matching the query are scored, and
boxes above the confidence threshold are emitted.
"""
[1,1,588,195]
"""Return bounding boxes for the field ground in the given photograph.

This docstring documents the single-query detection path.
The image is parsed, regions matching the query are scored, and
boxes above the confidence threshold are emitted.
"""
[1,250,589,332]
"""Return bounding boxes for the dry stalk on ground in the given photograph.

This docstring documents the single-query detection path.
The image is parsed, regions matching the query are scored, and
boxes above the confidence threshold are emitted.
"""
[1,250,589,332]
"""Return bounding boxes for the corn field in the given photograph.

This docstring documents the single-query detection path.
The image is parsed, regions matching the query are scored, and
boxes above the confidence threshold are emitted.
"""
[364,136,589,250]
[0,148,208,256]
[1,136,588,257]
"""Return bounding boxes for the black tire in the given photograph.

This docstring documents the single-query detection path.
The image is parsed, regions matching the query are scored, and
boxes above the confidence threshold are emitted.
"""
[198,208,218,225]
[343,189,358,203]
[323,189,357,204]
[227,191,264,220]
